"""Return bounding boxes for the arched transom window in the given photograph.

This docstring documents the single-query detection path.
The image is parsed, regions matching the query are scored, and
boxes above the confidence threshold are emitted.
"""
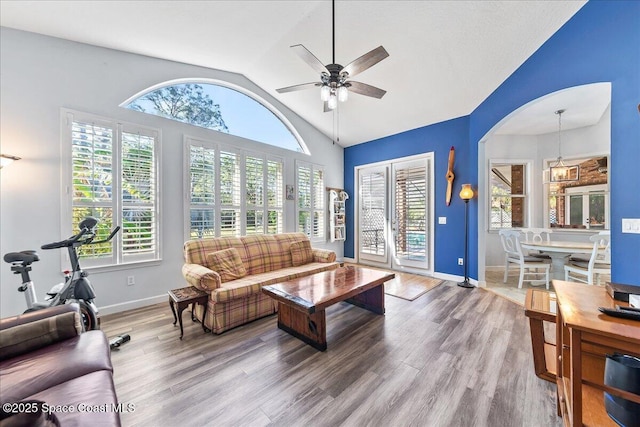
[122,81,307,153]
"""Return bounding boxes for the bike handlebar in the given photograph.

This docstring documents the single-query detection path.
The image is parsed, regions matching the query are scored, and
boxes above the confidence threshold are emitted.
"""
[41,220,121,250]
[92,226,121,244]
[41,227,90,250]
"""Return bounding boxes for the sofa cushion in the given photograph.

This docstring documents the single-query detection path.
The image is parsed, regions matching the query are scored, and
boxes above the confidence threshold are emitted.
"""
[242,234,281,275]
[207,248,247,283]
[27,370,121,427]
[0,331,112,403]
[212,262,339,303]
[290,240,313,266]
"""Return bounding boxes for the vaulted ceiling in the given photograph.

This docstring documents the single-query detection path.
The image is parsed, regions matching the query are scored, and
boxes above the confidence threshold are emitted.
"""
[0,1,587,146]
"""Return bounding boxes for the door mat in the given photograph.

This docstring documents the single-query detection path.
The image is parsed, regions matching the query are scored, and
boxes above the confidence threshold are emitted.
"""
[384,276,444,301]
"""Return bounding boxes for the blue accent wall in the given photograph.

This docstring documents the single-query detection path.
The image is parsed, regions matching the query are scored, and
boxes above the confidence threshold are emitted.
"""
[344,1,639,285]
[344,116,471,277]
[471,0,640,285]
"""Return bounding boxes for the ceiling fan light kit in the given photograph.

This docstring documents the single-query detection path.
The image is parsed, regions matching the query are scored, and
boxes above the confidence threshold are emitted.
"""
[276,0,388,111]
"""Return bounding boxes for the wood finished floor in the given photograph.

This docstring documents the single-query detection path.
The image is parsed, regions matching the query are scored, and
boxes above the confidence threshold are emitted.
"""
[101,280,560,427]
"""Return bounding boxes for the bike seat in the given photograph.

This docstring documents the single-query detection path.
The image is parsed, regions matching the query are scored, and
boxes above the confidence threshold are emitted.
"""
[3,251,39,265]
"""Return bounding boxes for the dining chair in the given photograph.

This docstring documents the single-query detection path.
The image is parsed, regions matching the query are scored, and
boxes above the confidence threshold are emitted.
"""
[519,228,553,259]
[499,229,551,289]
[564,233,611,285]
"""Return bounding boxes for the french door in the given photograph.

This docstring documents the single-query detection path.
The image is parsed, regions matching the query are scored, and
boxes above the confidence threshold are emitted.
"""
[357,154,433,272]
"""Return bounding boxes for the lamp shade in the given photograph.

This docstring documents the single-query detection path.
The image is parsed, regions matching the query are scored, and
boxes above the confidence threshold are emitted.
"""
[337,85,348,102]
[327,93,338,110]
[320,85,331,102]
[459,184,474,201]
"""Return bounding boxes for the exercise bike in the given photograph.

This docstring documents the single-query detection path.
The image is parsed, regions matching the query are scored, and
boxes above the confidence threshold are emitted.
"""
[3,217,130,349]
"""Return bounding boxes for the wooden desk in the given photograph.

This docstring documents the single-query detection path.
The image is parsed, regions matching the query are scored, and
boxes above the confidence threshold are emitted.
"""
[553,280,640,426]
[524,289,557,382]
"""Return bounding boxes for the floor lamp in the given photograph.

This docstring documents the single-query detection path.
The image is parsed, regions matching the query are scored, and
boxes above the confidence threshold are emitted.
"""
[458,184,474,288]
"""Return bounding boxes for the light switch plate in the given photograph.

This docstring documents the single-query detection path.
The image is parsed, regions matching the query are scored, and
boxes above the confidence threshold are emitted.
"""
[438,217,447,225]
[622,218,640,234]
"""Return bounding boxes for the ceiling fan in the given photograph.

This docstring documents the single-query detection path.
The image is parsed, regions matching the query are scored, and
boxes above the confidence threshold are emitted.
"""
[276,0,389,112]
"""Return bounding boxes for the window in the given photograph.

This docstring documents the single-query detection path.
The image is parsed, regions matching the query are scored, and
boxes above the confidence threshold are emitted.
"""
[296,161,325,241]
[122,81,308,153]
[186,138,283,238]
[489,161,529,230]
[63,110,160,267]
[546,156,609,230]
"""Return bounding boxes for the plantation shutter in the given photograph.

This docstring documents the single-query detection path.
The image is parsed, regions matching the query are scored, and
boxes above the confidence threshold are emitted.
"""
[296,162,325,241]
[220,150,241,237]
[267,159,283,234]
[71,120,115,259]
[297,165,311,235]
[313,168,325,239]
[121,129,157,258]
[189,145,216,238]
[394,165,427,260]
[245,155,264,235]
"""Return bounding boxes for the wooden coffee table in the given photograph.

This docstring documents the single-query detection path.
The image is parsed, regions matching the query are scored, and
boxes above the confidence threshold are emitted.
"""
[262,266,395,351]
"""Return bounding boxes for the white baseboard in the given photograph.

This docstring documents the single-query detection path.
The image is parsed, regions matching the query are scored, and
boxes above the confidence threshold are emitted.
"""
[98,294,166,316]
[343,257,356,263]
[433,272,479,287]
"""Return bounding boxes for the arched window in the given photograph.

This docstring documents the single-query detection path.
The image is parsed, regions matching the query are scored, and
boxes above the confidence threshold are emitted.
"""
[121,80,307,153]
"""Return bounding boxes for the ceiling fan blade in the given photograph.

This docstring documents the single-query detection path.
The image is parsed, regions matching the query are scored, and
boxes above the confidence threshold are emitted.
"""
[291,44,329,75]
[342,46,389,78]
[347,81,387,99]
[276,82,322,94]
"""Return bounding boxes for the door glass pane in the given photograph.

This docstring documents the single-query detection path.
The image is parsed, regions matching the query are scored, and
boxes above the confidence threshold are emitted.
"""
[360,171,386,256]
[569,195,583,225]
[394,166,426,262]
[589,194,605,229]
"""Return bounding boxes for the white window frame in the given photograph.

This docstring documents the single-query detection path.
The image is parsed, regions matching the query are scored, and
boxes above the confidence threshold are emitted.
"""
[61,109,162,270]
[184,136,285,240]
[488,159,532,231]
[295,160,325,242]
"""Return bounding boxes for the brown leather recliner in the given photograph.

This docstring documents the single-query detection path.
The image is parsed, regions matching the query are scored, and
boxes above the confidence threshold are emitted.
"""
[0,304,121,426]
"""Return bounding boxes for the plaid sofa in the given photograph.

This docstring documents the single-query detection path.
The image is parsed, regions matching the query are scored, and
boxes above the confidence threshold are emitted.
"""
[182,233,338,334]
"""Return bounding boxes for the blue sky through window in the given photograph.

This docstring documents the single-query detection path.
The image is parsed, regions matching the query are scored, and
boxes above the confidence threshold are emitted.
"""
[125,83,304,153]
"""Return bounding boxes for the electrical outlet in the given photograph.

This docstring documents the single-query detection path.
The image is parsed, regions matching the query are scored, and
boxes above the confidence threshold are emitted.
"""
[458,258,464,266]
[127,276,135,286]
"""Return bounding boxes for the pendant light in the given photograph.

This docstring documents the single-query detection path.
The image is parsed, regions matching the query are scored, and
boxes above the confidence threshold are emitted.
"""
[549,109,579,182]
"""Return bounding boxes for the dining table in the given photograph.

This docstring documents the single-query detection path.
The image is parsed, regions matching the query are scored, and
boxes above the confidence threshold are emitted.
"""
[520,240,596,280]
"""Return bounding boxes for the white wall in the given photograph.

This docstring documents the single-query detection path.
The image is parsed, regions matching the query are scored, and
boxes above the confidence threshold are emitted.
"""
[0,28,343,317]
[483,105,611,268]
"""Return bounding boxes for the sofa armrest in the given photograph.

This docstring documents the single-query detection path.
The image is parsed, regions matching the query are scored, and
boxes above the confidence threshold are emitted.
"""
[0,303,81,331]
[182,263,222,291]
[0,304,82,361]
[312,248,337,263]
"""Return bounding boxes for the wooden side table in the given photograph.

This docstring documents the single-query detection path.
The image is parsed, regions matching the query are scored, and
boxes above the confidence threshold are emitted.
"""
[168,286,209,339]
[524,288,557,382]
